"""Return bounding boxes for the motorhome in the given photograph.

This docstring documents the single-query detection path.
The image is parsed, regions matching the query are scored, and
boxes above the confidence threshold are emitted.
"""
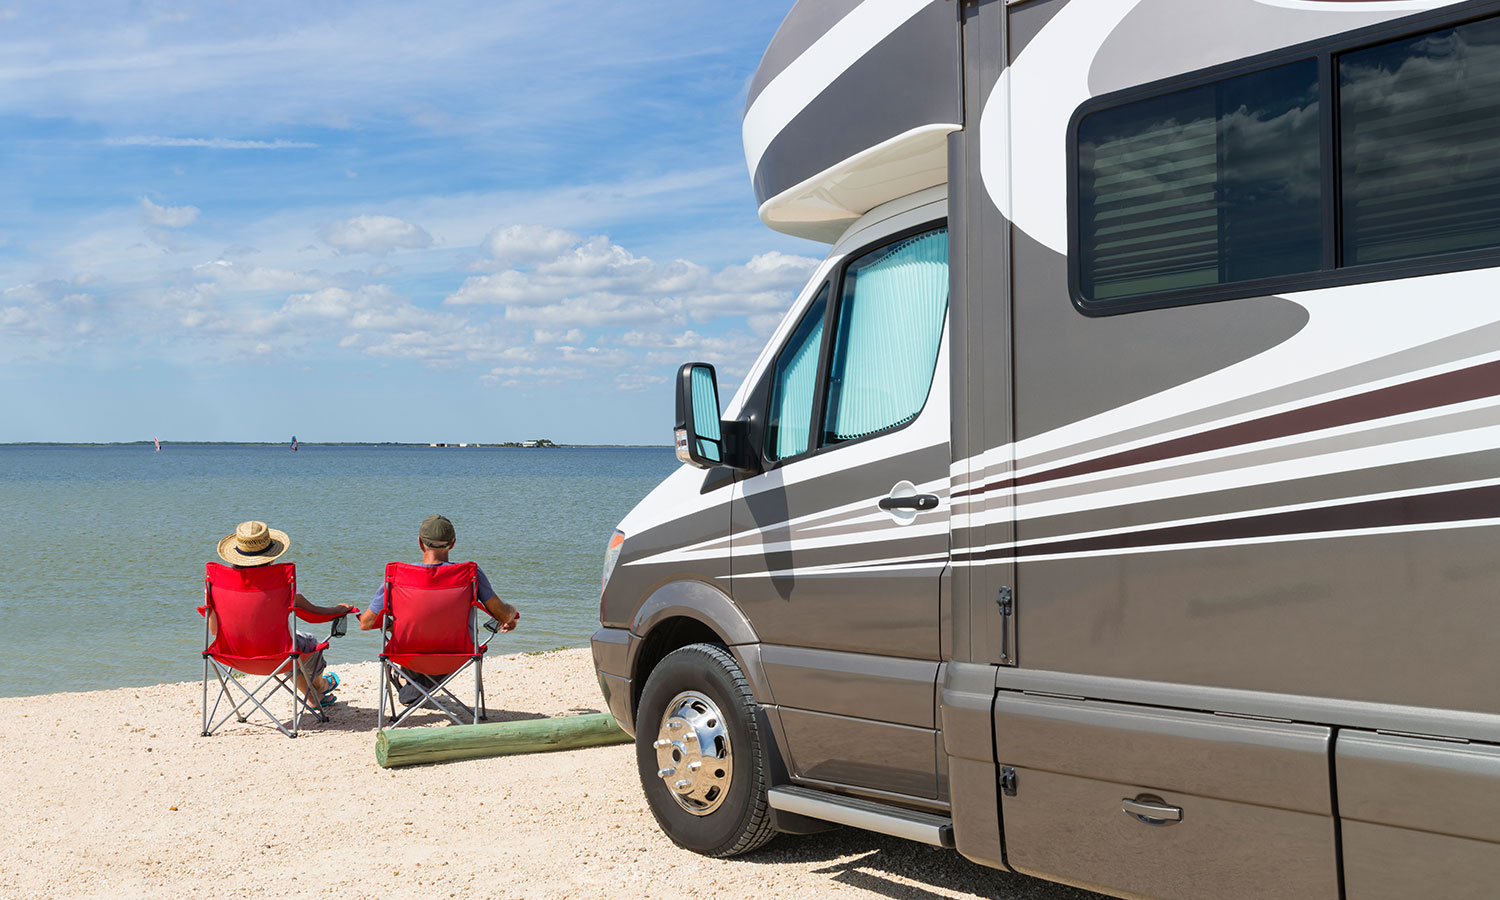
[592,2,1500,897]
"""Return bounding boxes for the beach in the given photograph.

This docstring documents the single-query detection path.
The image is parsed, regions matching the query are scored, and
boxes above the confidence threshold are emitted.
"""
[0,648,1101,900]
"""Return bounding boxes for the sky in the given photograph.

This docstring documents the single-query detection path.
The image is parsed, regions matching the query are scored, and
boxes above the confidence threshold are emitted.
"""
[0,0,822,444]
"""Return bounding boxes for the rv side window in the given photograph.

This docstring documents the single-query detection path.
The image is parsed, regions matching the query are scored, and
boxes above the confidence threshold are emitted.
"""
[1340,17,1500,266]
[1072,8,1500,312]
[1077,60,1320,304]
[765,285,829,461]
[822,227,949,446]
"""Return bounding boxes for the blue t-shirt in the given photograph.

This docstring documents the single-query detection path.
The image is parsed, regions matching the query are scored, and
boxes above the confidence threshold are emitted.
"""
[370,562,497,615]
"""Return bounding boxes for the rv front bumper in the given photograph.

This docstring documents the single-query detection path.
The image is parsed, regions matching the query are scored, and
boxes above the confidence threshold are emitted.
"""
[591,626,635,736]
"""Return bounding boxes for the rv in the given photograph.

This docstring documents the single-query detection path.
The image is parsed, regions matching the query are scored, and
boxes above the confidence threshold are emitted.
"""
[592,1,1500,897]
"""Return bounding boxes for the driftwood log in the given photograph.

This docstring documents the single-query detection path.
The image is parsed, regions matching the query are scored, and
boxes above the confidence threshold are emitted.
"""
[376,713,631,768]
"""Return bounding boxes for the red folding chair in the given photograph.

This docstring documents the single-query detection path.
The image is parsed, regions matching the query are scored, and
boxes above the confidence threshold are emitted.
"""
[199,562,358,738]
[377,561,498,729]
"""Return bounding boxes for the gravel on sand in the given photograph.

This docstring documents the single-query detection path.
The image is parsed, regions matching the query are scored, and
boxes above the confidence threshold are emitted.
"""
[0,648,1103,900]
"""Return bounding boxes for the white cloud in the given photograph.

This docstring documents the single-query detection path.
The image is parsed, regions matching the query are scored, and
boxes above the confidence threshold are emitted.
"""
[533,327,585,344]
[141,196,200,228]
[443,235,817,340]
[482,225,578,267]
[319,215,433,255]
[192,259,328,292]
[110,136,318,150]
[614,371,670,392]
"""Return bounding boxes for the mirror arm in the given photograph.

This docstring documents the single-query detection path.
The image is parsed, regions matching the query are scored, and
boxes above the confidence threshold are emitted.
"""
[721,419,758,474]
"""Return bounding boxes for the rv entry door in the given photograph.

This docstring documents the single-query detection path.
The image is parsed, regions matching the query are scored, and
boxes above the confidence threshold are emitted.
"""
[733,220,952,800]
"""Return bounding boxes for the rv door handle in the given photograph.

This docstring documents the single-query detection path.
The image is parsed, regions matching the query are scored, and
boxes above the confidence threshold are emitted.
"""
[1122,796,1182,826]
[879,493,939,511]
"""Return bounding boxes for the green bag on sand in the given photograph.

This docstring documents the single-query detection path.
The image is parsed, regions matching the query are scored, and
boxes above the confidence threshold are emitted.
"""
[375,712,630,768]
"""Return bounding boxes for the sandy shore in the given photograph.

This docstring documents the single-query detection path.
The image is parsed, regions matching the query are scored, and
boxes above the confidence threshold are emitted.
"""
[0,648,1101,900]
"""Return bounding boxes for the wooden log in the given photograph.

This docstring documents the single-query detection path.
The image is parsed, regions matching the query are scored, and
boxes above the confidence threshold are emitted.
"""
[376,713,631,768]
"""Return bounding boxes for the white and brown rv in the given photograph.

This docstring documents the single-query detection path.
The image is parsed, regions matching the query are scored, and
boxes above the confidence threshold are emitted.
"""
[593,2,1500,897]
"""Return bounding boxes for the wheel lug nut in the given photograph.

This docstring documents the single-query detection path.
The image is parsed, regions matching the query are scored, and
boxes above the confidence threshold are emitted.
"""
[652,739,671,749]
[657,766,676,778]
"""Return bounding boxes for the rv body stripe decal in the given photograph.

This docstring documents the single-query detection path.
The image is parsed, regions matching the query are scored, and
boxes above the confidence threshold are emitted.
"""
[743,0,932,178]
[1015,312,1500,477]
[998,483,1500,560]
[1006,412,1500,525]
[957,357,1500,500]
[959,517,1500,567]
[1018,358,1500,489]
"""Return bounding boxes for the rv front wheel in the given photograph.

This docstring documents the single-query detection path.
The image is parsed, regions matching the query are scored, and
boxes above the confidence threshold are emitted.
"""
[635,642,775,856]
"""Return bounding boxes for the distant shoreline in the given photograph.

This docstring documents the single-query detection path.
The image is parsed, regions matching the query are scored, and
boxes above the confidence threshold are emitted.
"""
[0,441,674,449]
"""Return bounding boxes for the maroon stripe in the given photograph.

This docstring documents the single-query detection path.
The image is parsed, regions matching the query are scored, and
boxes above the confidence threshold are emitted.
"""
[1007,359,1500,490]
[954,475,1015,500]
[984,483,1500,561]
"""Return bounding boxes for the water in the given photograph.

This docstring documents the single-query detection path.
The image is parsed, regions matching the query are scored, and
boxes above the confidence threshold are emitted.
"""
[0,444,678,697]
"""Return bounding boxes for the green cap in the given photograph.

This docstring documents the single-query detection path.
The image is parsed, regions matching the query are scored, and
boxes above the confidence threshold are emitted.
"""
[420,514,456,548]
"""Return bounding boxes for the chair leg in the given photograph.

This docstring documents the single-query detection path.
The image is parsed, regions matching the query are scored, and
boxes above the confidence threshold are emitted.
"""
[378,660,388,730]
[290,656,299,738]
[201,657,210,736]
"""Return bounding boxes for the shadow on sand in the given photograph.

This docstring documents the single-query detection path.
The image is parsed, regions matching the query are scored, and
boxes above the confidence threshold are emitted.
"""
[739,828,1109,900]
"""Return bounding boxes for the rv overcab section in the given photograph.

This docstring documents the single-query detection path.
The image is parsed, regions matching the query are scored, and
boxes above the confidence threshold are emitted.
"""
[594,2,1500,898]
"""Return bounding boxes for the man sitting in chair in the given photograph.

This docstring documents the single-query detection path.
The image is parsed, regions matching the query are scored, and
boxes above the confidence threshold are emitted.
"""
[359,514,519,705]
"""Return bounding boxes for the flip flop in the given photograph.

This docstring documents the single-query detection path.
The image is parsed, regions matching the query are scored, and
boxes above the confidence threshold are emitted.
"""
[323,672,341,692]
[319,692,339,708]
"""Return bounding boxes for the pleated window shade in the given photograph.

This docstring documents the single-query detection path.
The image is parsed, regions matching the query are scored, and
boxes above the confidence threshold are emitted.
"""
[765,286,828,461]
[822,228,949,445]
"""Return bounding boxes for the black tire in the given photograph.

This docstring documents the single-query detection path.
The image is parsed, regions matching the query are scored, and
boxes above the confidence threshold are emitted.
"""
[635,643,776,857]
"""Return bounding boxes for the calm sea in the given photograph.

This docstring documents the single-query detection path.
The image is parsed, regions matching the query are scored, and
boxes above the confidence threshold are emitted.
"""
[0,443,679,697]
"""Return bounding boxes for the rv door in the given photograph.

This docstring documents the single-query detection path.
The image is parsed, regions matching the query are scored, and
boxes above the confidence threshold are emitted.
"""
[731,213,952,799]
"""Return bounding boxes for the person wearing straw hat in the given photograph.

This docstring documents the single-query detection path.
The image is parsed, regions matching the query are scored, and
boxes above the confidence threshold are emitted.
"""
[211,520,354,707]
[359,514,519,705]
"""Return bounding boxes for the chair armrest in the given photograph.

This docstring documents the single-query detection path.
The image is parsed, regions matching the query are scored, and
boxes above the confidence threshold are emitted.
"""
[295,607,361,624]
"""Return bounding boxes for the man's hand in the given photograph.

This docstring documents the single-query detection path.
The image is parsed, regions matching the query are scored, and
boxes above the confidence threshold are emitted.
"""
[500,608,520,633]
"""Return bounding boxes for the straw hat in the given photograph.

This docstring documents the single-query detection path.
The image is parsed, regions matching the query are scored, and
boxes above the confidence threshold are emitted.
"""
[216,520,291,566]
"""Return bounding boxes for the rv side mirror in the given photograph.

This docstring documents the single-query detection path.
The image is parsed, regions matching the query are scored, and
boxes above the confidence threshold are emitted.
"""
[675,362,725,468]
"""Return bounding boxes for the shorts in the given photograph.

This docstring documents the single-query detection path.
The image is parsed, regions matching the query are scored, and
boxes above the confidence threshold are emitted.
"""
[294,631,327,683]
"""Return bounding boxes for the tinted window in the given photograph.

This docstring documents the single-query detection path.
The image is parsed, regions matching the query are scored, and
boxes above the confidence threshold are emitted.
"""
[822,227,949,445]
[1341,18,1500,265]
[1077,60,1321,303]
[765,286,827,461]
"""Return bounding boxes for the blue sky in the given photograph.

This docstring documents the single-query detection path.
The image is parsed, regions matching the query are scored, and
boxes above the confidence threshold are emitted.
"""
[0,1,820,444]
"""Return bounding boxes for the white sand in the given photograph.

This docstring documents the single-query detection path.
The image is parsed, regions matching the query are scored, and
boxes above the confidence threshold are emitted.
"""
[0,648,1098,900]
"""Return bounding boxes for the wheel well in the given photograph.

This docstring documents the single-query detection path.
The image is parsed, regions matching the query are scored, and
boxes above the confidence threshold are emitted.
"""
[632,616,725,714]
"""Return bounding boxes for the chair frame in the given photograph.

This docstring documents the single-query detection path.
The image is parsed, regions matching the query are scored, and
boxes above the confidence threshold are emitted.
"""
[376,562,499,730]
[199,562,354,738]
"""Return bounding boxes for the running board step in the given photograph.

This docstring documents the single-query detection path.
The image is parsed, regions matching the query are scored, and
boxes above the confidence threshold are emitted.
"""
[768,786,954,848]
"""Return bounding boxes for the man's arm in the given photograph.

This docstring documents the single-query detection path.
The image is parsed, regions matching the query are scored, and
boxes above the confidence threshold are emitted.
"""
[482,596,520,632]
[475,568,519,632]
[360,584,386,630]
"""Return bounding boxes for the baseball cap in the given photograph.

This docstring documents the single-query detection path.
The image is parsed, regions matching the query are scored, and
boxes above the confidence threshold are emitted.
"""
[420,514,456,548]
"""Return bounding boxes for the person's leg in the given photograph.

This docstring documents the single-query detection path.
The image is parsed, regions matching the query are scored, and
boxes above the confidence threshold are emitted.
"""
[293,632,333,701]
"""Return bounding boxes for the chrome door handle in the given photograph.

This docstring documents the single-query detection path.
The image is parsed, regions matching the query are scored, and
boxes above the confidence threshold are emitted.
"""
[1122,795,1182,826]
[879,493,939,511]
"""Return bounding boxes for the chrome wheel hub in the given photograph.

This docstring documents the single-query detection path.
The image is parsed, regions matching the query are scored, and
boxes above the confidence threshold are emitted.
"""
[653,690,732,815]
